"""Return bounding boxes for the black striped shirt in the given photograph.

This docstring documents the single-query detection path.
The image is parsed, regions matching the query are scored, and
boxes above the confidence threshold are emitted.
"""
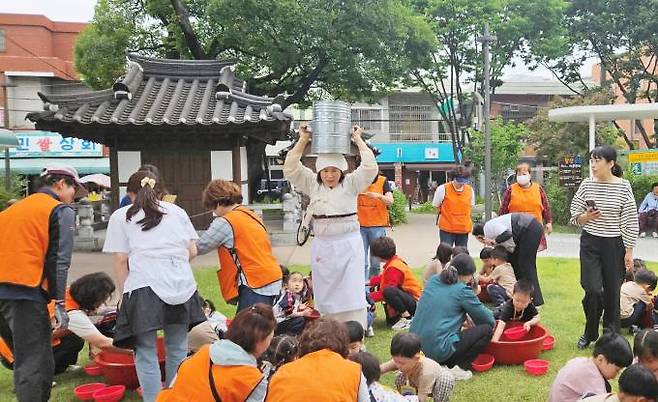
[569,177,639,248]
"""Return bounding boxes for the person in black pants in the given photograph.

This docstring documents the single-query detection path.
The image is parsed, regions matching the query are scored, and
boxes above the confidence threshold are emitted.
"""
[473,213,545,306]
[570,146,638,349]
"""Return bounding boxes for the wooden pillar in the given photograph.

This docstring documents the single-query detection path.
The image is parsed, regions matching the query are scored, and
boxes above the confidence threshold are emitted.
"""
[109,144,119,211]
[232,136,241,186]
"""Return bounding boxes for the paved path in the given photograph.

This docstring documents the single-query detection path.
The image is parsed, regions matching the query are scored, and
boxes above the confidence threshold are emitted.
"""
[67,213,658,284]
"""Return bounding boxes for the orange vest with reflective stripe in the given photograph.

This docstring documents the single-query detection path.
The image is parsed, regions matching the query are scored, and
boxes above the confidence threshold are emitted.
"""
[437,183,473,234]
[383,257,423,301]
[266,349,361,402]
[508,183,543,223]
[0,288,80,367]
[157,344,264,402]
[217,206,282,303]
[358,176,389,227]
[0,193,61,295]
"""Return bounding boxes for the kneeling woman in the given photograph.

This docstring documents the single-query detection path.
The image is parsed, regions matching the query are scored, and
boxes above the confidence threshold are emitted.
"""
[283,125,377,327]
[157,303,276,402]
[410,254,495,379]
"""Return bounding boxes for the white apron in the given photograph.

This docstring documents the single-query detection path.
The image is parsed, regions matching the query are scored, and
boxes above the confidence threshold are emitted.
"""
[311,230,367,325]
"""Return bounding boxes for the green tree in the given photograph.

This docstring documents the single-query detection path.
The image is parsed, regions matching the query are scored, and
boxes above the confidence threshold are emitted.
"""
[407,0,567,162]
[529,0,658,147]
[463,117,525,201]
[527,89,621,166]
[74,0,436,108]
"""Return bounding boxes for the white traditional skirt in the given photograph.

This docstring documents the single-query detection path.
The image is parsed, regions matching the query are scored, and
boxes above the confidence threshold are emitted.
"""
[311,230,367,328]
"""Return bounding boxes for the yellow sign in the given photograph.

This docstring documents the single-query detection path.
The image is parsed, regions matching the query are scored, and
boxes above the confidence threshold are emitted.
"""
[628,151,658,163]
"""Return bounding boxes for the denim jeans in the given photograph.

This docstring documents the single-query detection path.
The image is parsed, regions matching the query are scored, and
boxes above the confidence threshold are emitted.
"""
[134,323,188,402]
[360,226,387,279]
[236,286,276,312]
[438,230,469,247]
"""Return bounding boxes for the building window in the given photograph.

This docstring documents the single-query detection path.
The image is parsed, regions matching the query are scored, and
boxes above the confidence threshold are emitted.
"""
[351,107,383,133]
[499,103,538,122]
[0,29,5,52]
[389,104,440,141]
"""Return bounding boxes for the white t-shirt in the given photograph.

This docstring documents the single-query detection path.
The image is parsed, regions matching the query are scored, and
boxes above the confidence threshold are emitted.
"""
[68,310,104,339]
[103,201,199,305]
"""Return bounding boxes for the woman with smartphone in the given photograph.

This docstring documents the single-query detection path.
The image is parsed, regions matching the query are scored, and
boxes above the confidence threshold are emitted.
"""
[570,145,639,350]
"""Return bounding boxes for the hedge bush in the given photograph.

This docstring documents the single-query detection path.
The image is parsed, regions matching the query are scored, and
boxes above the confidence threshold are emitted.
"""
[390,189,408,225]
[0,175,26,210]
[625,173,658,207]
[544,173,570,226]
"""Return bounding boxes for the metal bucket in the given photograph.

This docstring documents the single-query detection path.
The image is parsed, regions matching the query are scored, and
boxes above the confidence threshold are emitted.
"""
[310,100,352,155]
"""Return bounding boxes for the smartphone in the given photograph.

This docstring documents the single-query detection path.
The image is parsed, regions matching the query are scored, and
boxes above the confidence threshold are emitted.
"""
[585,200,598,210]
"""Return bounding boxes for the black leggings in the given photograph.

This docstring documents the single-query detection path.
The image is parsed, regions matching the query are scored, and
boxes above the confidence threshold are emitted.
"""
[511,219,544,305]
[383,287,417,317]
[621,303,646,329]
[442,324,493,370]
[53,334,85,374]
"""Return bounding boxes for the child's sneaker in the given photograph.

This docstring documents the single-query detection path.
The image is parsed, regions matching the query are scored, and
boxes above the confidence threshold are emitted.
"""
[640,232,647,238]
[366,326,375,337]
[392,317,411,331]
[449,365,473,381]
[653,232,658,238]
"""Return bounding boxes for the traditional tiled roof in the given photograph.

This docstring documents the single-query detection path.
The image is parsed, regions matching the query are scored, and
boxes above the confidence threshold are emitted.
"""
[27,53,291,132]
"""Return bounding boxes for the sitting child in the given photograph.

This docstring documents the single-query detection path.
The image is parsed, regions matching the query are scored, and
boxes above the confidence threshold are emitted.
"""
[492,280,540,342]
[634,329,658,378]
[369,237,423,331]
[422,243,453,283]
[346,321,366,357]
[273,272,312,335]
[548,331,633,402]
[350,351,418,402]
[581,363,658,401]
[476,247,494,303]
[452,246,469,257]
[380,333,455,402]
[259,335,299,378]
[620,269,657,333]
[480,246,516,307]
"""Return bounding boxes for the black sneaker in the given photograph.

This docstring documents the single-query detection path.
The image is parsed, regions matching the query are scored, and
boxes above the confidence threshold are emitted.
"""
[577,335,591,350]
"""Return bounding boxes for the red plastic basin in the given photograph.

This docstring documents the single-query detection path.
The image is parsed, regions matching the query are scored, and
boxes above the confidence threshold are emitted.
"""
[93,385,126,402]
[524,359,549,376]
[471,354,495,372]
[84,363,104,377]
[543,335,555,351]
[95,337,165,390]
[503,326,528,341]
[74,383,106,401]
[485,323,548,365]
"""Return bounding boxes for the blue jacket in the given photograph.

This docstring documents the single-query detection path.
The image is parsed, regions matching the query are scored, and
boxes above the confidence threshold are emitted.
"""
[410,275,495,363]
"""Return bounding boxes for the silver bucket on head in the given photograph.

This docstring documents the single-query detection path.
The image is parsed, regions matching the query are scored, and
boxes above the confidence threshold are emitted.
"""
[310,100,352,155]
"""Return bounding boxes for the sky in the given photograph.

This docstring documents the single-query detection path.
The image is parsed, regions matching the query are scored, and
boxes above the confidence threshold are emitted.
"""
[1,0,596,81]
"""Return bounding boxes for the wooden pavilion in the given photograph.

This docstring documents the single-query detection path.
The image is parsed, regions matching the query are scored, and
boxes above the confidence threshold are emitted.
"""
[27,53,292,228]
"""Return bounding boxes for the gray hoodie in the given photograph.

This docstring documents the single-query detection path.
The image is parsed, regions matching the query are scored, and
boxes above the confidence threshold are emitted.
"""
[209,339,269,402]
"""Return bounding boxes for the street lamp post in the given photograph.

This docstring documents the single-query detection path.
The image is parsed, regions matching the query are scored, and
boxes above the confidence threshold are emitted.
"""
[478,24,497,220]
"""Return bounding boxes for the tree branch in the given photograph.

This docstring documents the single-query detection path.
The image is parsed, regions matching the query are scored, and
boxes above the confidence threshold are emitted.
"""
[281,58,328,108]
[169,0,207,59]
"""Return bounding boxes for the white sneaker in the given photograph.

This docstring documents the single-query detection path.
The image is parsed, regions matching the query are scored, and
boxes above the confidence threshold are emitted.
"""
[366,326,375,337]
[449,365,473,381]
[653,232,658,238]
[640,232,647,238]
[392,317,412,331]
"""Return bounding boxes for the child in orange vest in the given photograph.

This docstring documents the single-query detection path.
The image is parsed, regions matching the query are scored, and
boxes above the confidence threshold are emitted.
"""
[369,237,423,331]
[157,303,276,402]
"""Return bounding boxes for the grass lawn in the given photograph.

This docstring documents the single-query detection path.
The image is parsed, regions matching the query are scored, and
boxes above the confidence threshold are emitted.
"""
[1,257,655,402]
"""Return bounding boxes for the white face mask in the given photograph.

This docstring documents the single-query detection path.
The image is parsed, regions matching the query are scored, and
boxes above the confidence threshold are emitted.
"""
[516,174,531,186]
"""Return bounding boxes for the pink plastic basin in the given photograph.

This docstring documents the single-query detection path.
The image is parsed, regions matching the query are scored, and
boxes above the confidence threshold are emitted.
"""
[74,383,106,401]
[93,385,126,402]
[485,323,548,365]
[84,363,104,377]
[94,337,165,389]
[524,359,549,376]
[543,335,555,351]
[471,354,495,372]
[503,326,528,341]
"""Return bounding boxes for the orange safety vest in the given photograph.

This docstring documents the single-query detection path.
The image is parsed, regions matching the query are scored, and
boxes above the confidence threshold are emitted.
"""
[508,183,544,224]
[0,193,61,295]
[217,206,282,303]
[437,183,473,234]
[357,175,389,227]
[157,344,264,402]
[266,349,361,402]
[0,288,80,368]
[382,256,423,301]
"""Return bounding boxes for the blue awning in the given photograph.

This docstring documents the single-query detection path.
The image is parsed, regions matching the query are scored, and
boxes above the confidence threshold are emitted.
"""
[373,142,456,163]
[0,158,110,175]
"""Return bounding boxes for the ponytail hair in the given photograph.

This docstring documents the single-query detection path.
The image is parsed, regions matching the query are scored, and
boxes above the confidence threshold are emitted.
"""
[126,171,165,231]
[611,163,623,178]
[439,265,458,285]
